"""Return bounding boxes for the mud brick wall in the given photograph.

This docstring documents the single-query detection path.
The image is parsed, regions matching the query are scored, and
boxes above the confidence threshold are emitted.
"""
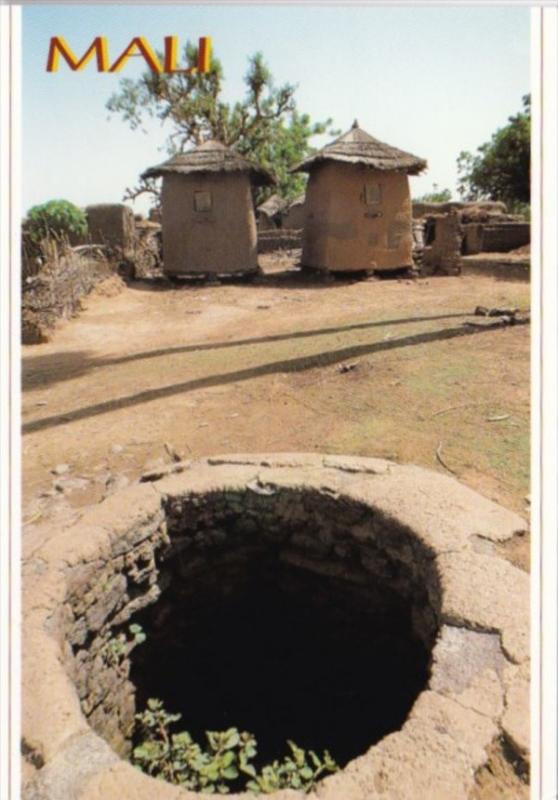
[481,223,530,253]
[22,253,112,344]
[257,228,302,253]
[423,212,463,275]
[86,204,137,255]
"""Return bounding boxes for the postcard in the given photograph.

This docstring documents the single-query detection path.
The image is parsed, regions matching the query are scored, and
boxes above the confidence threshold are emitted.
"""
[1,3,557,800]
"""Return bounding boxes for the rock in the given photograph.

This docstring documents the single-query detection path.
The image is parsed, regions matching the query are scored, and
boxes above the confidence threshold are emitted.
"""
[339,362,359,374]
[51,464,70,476]
[164,442,183,463]
[111,445,124,454]
[140,461,191,482]
[104,474,130,495]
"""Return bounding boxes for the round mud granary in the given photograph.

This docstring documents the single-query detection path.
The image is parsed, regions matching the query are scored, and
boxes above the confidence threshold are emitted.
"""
[22,454,530,800]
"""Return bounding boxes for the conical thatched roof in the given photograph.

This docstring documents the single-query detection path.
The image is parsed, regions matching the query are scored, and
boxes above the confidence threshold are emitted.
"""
[257,194,288,217]
[142,140,274,186]
[293,120,427,176]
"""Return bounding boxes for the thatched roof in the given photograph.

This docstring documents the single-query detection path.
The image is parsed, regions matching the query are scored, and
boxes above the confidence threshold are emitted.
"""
[142,140,274,186]
[293,121,427,176]
[257,194,288,217]
[288,193,305,209]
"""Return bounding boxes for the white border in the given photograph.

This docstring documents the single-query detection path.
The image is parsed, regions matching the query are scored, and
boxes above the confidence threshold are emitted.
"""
[1,5,557,800]
[534,7,558,800]
[1,6,22,800]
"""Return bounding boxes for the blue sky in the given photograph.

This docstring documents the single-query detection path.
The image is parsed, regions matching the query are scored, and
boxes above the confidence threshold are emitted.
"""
[22,4,530,215]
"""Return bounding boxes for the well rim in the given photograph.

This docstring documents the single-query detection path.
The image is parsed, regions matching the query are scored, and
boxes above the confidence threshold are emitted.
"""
[22,453,530,800]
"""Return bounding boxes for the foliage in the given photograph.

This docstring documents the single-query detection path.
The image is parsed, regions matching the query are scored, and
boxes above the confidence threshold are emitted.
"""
[25,199,87,244]
[102,623,146,670]
[107,45,337,204]
[414,184,452,204]
[457,95,530,205]
[132,699,338,795]
[246,741,338,794]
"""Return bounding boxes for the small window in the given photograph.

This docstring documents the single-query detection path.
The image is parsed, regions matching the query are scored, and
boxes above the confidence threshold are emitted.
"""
[364,182,382,205]
[194,191,212,212]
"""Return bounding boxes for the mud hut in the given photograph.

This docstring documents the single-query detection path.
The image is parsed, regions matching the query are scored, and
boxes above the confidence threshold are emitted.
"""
[293,121,427,273]
[283,194,306,230]
[142,141,273,277]
[257,194,287,231]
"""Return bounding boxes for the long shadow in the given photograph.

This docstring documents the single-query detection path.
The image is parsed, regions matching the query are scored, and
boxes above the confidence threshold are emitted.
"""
[22,312,470,391]
[22,322,498,435]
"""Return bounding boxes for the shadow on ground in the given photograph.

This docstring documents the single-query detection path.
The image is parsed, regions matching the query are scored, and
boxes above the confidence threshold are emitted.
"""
[22,312,471,391]
[23,320,497,435]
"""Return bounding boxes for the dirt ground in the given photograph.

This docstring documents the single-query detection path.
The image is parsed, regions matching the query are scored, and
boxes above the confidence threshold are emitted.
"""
[21,253,531,797]
[22,254,530,554]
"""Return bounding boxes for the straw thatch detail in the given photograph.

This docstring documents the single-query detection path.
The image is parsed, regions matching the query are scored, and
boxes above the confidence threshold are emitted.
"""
[293,121,427,176]
[142,140,274,186]
[257,194,288,217]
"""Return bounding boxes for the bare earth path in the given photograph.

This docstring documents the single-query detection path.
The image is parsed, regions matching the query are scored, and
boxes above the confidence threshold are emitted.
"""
[22,259,530,567]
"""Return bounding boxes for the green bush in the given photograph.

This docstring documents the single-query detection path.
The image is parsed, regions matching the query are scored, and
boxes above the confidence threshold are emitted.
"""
[25,199,87,243]
[132,698,338,794]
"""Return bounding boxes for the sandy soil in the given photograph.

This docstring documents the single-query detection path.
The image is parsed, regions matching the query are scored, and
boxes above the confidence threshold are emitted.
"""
[21,254,531,797]
[22,255,530,537]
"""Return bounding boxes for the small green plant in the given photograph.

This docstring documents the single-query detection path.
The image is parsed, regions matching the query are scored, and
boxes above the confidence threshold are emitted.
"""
[132,699,338,795]
[247,741,338,794]
[25,199,87,244]
[102,623,146,669]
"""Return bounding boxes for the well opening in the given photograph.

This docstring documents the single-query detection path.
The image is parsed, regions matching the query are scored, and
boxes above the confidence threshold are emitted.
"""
[66,485,442,786]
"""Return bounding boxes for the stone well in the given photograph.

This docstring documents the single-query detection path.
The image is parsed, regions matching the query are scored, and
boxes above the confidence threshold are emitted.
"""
[22,454,529,800]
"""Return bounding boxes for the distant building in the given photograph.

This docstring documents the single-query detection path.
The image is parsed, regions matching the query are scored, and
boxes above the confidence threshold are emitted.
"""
[293,121,427,273]
[257,194,288,230]
[142,141,273,277]
[282,194,306,230]
[86,204,136,254]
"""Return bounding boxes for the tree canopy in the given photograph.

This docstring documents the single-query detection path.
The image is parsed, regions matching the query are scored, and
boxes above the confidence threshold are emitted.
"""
[413,184,452,204]
[457,95,530,207]
[107,44,337,205]
[25,199,87,243]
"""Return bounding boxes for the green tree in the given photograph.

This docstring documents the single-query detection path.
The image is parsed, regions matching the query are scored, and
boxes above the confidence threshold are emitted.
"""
[414,184,452,203]
[457,95,530,207]
[24,199,87,243]
[107,44,336,205]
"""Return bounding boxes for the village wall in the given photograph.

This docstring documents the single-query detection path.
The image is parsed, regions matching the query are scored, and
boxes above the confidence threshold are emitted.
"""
[257,229,302,253]
[161,172,257,275]
[22,249,114,344]
[301,163,413,272]
[423,212,463,275]
[86,204,136,254]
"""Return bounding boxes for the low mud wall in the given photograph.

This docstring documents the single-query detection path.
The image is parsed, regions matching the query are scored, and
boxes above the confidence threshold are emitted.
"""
[257,229,302,254]
[22,252,114,344]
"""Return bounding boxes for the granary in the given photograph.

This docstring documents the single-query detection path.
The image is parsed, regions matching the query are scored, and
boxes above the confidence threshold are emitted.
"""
[142,141,273,277]
[293,121,427,273]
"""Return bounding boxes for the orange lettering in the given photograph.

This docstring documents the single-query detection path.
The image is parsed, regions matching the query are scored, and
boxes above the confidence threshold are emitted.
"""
[109,37,163,73]
[163,36,212,74]
[47,36,109,72]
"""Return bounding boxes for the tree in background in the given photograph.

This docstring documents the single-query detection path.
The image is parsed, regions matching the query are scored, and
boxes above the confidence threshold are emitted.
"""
[413,184,452,203]
[457,95,530,210]
[25,199,87,244]
[107,44,337,206]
